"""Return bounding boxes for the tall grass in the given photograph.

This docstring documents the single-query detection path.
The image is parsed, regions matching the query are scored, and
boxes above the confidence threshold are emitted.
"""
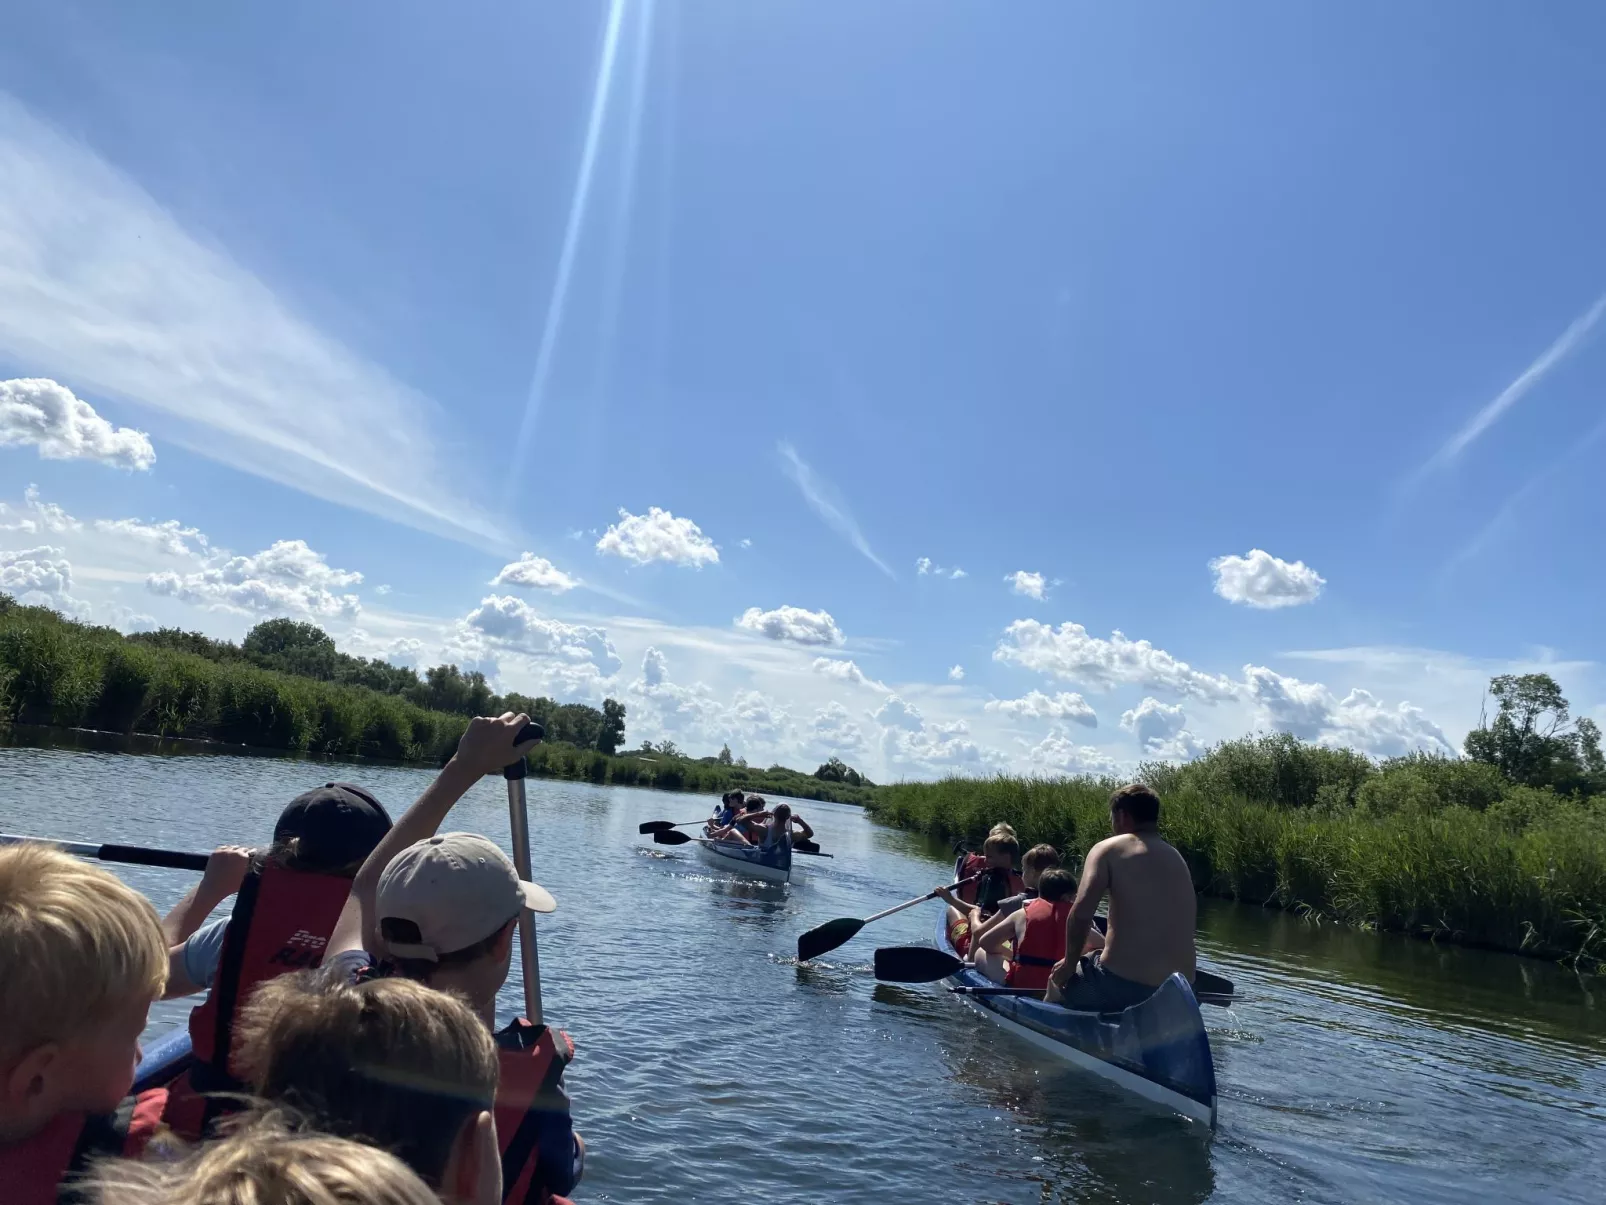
[869,749,1606,966]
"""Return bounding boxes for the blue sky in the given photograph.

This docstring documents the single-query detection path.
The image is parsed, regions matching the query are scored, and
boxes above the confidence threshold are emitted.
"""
[2,1,1603,779]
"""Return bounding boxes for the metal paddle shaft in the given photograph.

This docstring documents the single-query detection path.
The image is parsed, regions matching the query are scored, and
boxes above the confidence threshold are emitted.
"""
[795,873,982,963]
[0,833,209,872]
[503,722,544,1025]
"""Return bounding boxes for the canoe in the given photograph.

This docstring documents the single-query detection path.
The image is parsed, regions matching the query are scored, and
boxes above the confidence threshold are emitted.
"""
[695,835,791,883]
[133,1025,194,1093]
[936,913,1217,1128]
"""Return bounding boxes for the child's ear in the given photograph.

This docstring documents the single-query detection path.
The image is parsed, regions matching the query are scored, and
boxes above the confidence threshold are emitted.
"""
[3,1043,59,1111]
[450,1109,501,1205]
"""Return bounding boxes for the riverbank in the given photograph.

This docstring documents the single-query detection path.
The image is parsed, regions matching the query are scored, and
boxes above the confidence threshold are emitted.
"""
[866,745,1606,967]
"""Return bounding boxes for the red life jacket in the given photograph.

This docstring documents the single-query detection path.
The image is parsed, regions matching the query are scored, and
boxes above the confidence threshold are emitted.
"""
[1005,896,1074,990]
[494,1019,580,1205]
[162,863,353,1139]
[2,1088,167,1205]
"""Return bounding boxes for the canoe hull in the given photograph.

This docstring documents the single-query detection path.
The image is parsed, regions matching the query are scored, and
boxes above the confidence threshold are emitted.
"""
[936,914,1217,1128]
[696,837,791,883]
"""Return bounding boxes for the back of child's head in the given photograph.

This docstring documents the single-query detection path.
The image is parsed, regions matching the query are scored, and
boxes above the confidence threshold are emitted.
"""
[1022,844,1061,876]
[744,796,766,813]
[83,1113,440,1205]
[1036,867,1077,902]
[236,972,497,1189]
[981,832,1020,863]
[988,823,1017,840]
[0,844,166,1082]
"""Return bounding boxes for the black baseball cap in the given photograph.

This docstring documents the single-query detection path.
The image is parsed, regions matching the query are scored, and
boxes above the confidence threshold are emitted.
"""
[275,782,393,869]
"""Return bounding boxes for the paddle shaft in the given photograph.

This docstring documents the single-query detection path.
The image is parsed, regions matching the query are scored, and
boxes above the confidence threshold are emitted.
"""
[503,722,544,1025]
[0,833,209,872]
[862,874,981,926]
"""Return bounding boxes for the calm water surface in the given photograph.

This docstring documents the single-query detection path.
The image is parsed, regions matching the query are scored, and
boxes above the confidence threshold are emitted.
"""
[3,743,1603,1203]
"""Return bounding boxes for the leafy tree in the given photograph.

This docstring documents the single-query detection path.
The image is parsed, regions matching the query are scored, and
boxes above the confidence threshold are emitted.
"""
[815,756,848,782]
[717,743,733,765]
[1465,673,1604,795]
[242,618,336,660]
[598,698,627,755]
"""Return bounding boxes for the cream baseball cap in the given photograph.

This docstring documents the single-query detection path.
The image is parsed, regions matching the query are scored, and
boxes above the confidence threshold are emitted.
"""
[376,832,556,962]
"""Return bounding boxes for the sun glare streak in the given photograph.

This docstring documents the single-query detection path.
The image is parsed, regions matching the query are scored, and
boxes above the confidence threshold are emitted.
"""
[505,0,629,499]
[592,0,656,407]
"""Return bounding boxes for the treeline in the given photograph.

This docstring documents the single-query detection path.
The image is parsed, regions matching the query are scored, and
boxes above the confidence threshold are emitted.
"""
[869,675,1606,966]
[0,598,874,803]
[129,618,627,753]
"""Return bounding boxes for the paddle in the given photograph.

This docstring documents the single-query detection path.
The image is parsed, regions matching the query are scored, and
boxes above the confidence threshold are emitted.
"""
[638,819,706,835]
[795,874,981,964]
[876,945,1238,1004]
[0,833,209,872]
[652,829,694,846]
[500,720,546,1025]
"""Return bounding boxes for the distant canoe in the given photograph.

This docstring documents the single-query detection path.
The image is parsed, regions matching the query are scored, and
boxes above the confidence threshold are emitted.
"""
[695,835,791,883]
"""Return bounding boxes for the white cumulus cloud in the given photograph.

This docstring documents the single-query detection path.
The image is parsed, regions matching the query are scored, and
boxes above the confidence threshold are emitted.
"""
[146,539,362,619]
[948,665,965,682]
[1,485,80,534]
[916,558,968,579]
[1,545,91,618]
[1023,726,1120,777]
[1120,697,1207,761]
[1006,570,1047,600]
[595,507,718,567]
[737,605,844,647]
[0,378,155,470]
[995,619,1238,701]
[94,517,209,559]
[491,553,579,594]
[1210,549,1326,609]
[811,656,887,691]
[462,595,621,674]
[1242,665,1452,757]
[809,701,866,756]
[985,690,1098,727]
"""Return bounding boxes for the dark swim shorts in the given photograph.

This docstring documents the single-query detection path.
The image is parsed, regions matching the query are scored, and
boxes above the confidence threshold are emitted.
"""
[1055,953,1157,1013]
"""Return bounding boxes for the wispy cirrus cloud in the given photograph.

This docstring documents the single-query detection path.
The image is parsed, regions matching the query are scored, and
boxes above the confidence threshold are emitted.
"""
[777,441,893,578]
[1410,292,1606,485]
[0,92,506,550]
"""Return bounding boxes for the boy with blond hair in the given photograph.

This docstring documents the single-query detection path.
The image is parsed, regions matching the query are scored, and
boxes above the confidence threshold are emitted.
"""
[0,844,170,1204]
[235,971,504,1205]
[939,830,1024,957]
[82,1115,442,1205]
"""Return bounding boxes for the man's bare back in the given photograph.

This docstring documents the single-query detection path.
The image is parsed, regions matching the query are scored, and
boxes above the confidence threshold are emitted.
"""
[1096,831,1196,987]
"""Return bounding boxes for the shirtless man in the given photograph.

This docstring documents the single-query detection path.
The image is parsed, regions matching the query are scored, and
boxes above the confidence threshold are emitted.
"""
[1043,783,1196,1012]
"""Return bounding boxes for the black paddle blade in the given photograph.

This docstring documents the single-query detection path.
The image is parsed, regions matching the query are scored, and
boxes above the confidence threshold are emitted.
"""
[652,829,693,846]
[793,838,820,854]
[796,917,864,963]
[1194,969,1235,1000]
[639,820,677,834]
[873,945,966,983]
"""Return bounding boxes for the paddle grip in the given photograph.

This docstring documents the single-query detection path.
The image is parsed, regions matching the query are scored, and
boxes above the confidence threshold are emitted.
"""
[502,721,545,781]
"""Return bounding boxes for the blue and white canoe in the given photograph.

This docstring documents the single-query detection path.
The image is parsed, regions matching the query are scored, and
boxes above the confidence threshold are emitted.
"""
[936,913,1217,1128]
[695,835,791,883]
[133,1025,194,1093]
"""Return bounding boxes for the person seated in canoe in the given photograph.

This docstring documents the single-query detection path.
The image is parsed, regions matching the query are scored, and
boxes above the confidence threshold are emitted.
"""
[718,801,798,849]
[1045,783,1197,1013]
[0,844,171,1204]
[708,791,743,834]
[157,783,394,1140]
[707,796,768,843]
[967,844,1095,983]
[322,714,584,1205]
[973,867,1081,990]
[936,830,1023,957]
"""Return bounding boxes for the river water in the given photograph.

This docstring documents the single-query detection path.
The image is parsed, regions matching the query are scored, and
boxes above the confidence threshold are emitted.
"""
[2,742,1603,1203]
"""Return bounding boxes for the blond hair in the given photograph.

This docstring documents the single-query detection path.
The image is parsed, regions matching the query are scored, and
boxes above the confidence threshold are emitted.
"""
[83,1114,439,1205]
[236,972,497,1188]
[988,823,1017,839]
[0,844,167,1064]
[981,832,1020,860]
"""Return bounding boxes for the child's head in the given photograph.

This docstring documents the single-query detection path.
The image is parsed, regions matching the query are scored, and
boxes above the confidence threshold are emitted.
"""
[0,845,167,1131]
[981,832,1020,869]
[744,796,766,814]
[84,1115,442,1205]
[238,972,499,1202]
[1020,843,1061,889]
[988,823,1017,840]
[374,833,553,1013]
[1036,867,1077,902]
[270,783,393,877]
[771,803,792,828]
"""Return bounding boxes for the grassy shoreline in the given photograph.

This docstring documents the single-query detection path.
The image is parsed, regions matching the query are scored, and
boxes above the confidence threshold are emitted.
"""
[867,756,1606,968]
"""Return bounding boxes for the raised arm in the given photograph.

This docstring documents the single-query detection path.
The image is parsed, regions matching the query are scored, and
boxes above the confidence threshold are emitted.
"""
[791,816,814,840]
[1046,840,1112,1000]
[328,713,540,957]
[161,846,252,945]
